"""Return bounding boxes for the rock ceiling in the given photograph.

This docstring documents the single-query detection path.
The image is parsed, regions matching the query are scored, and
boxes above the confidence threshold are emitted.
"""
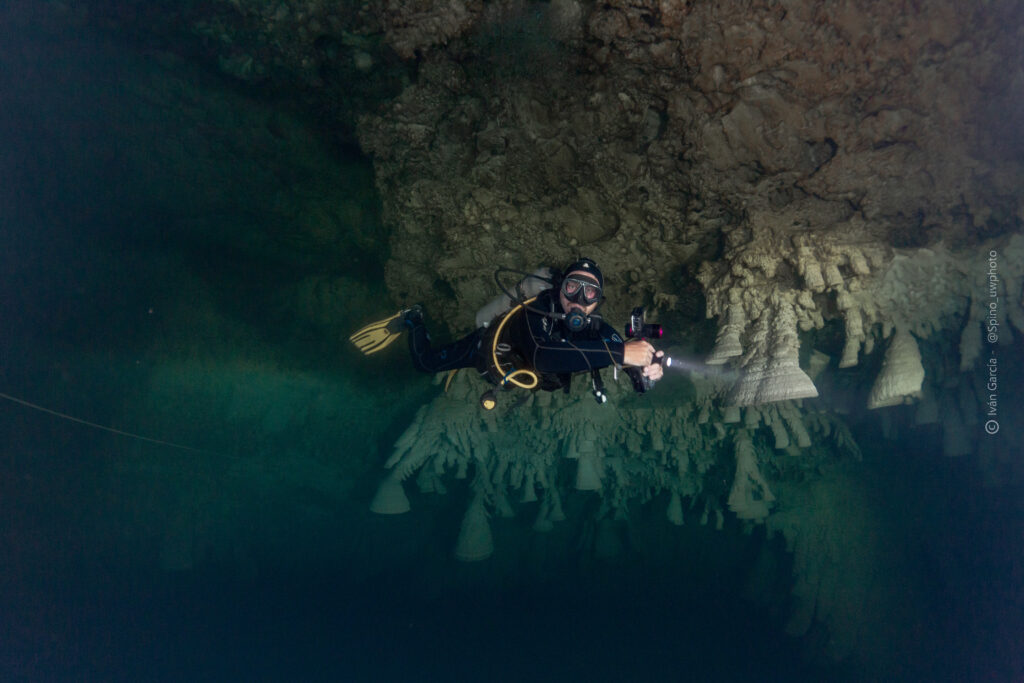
[149,0,1024,409]
[359,0,1023,336]
[92,0,1023,334]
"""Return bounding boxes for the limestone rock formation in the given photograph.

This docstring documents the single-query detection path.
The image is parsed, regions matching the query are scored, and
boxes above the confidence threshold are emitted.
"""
[454,490,494,562]
[349,0,1023,337]
[767,473,882,661]
[726,431,776,521]
[724,291,819,406]
[867,329,926,409]
[369,469,411,515]
[666,490,684,526]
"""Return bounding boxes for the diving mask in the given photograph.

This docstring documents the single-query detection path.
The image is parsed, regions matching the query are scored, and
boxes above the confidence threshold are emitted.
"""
[561,276,602,305]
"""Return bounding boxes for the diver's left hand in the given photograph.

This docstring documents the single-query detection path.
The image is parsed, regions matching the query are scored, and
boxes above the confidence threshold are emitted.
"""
[642,351,665,381]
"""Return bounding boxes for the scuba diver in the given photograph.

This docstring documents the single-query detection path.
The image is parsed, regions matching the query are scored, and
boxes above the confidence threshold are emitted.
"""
[350,258,664,408]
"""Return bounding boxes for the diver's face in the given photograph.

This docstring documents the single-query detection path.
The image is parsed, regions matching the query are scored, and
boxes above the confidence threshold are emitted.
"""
[559,271,601,316]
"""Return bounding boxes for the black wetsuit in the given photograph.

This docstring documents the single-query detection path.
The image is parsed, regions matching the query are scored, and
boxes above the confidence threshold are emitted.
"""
[407,289,626,390]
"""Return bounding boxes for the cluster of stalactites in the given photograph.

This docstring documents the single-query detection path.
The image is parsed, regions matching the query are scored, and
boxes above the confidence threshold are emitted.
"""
[698,230,1024,420]
[724,291,820,406]
[835,235,1024,374]
[843,236,1022,419]
[698,229,883,376]
[366,369,862,560]
[696,230,886,407]
[764,474,879,660]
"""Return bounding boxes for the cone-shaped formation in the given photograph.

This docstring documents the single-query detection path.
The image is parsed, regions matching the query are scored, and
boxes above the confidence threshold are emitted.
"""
[666,491,684,526]
[796,246,826,292]
[722,405,742,423]
[575,450,603,490]
[454,494,494,562]
[779,401,811,449]
[520,470,538,503]
[806,350,831,381]
[867,328,925,409]
[706,301,745,365]
[765,406,790,449]
[493,488,515,518]
[369,470,411,515]
[838,304,865,368]
[727,432,776,520]
[728,294,818,406]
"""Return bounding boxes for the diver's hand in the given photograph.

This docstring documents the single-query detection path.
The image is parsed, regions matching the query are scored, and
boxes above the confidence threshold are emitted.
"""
[643,350,665,381]
[623,340,655,367]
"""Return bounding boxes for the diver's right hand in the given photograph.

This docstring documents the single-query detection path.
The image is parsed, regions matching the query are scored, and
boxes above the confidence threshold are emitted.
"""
[623,340,655,367]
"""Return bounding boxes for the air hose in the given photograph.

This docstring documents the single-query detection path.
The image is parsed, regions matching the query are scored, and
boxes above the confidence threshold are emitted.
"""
[490,296,539,390]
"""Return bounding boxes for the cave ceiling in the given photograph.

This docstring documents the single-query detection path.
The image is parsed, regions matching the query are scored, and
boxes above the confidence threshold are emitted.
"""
[87,0,1024,339]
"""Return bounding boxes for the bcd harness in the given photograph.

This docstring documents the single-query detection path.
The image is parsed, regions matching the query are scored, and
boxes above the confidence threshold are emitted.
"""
[464,296,615,408]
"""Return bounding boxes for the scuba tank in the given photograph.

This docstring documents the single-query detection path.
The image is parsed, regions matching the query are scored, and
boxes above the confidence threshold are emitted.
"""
[475,267,554,329]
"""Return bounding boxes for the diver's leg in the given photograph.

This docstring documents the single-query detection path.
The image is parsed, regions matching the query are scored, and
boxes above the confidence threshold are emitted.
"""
[406,309,485,373]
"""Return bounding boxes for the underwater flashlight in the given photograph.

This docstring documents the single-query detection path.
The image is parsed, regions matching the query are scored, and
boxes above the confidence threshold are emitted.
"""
[623,307,669,394]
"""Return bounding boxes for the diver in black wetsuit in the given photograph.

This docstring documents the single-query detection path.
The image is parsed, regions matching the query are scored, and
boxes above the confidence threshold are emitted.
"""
[403,258,664,401]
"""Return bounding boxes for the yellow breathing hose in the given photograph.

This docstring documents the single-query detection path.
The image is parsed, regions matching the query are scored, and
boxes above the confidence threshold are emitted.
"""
[491,297,539,389]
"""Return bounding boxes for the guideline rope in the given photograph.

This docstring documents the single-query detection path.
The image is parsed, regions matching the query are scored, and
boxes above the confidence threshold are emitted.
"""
[0,389,232,457]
